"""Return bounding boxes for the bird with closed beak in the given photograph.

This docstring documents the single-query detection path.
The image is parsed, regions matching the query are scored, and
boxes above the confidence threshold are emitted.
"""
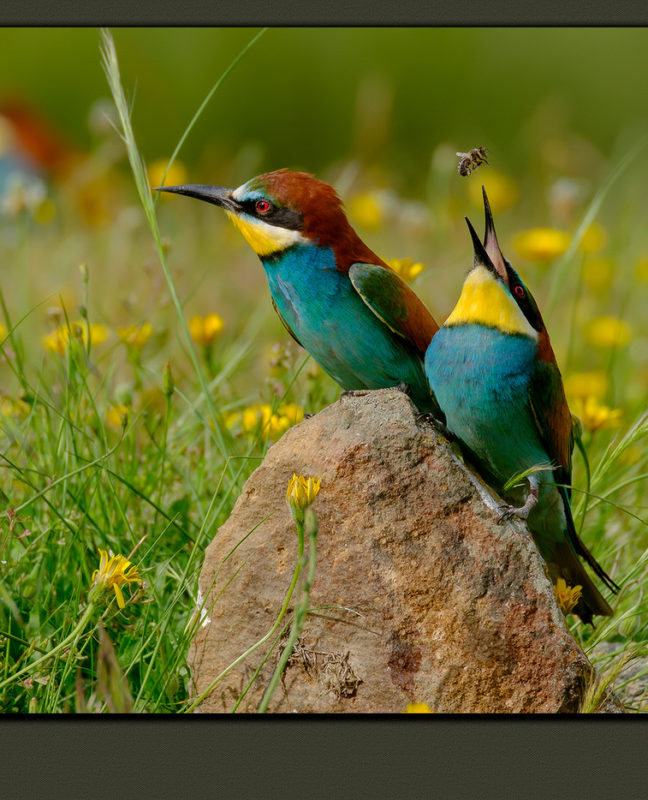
[158,169,441,414]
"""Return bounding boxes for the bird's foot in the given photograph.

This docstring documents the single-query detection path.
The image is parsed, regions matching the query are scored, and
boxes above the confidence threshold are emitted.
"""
[340,389,371,399]
[303,413,314,419]
[497,481,539,524]
[497,504,529,523]
[396,381,412,397]
[415,412,454,440]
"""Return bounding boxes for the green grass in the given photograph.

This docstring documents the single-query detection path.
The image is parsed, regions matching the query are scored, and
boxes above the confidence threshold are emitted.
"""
[1,29,648,713]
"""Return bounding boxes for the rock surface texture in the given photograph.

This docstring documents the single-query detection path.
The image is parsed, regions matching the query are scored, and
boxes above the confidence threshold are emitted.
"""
[189,389,621,713]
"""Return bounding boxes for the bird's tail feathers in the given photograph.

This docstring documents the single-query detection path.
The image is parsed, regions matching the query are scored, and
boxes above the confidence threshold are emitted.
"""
[560,486,620,594]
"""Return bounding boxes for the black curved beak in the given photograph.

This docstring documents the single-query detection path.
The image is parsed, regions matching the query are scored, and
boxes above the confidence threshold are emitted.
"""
[156,184,240,213]
[466,216,499,276]
[482,186,507,279]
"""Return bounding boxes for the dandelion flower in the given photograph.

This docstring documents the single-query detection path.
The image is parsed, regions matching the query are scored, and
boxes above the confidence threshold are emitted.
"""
[578,223,608,254]
[0,396,30,419]
[117,322,152,349]
[227,403,304,440]
[569,396,622,433]
[583,258,614,294]
[90,548,141,609]
[554,578,582,616]
[564,371,607,400]
[513,228,570,263]
[348,191,385,230]
[387,258,426,283]
[148,158,188,190]
[42,321,108,355]
[106,403,129,430]
[286,474,321,513]
[585,316,632,349]
[635,257,648,283]
[404,702,432,713]
[189,314,224,346]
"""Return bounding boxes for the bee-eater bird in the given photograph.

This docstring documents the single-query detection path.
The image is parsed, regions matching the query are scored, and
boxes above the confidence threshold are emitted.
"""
[425,188,618,623]
[157,169,440,412]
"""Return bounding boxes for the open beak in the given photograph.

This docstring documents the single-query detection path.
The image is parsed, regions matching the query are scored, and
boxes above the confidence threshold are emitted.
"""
[156,184,240,213]
[466,216,499,276]
[482,186,507,279]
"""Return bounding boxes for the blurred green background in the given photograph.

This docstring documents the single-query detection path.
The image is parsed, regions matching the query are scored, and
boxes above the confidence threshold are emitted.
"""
[1,27,648,185]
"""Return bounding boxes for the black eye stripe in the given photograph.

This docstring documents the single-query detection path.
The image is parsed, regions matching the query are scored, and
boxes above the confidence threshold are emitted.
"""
[240,198,304,231]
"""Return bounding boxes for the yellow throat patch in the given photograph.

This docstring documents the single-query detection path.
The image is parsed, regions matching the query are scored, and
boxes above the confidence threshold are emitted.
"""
[444,265,538,338]
[226,212,304,257]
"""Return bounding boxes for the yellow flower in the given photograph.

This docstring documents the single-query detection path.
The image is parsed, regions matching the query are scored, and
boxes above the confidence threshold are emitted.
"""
[578,223,608,254]
[583,258,614,294]
[554,578,582,616]
[585,316,632,348]
[387,258,426,283]
[90,548,141,609]
[227,403,304,440]
[635,257,648,283]
[348,191,385,230]
[106,403,129,430]
[117,323,152,349]
[0,396,30,419]
[189,314,224,346]
[0,322,7,340]
[513,228,571,263]
[563,371,607,400]
[404,702,432,713]
[468,170,518,213]
[148,158,188,190]
[42,321,108,355]
[569,396,622,433]
[286,474,321,512]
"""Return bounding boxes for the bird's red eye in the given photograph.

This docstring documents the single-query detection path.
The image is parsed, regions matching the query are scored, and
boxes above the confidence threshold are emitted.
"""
[255,199,271,215]
[514,285,525,298]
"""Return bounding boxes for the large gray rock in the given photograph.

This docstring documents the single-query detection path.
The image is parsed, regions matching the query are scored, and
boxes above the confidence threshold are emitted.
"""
[188,389,621,713]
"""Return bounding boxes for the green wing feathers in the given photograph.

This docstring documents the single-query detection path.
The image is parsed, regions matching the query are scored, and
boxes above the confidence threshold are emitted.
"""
[348,262,439,356]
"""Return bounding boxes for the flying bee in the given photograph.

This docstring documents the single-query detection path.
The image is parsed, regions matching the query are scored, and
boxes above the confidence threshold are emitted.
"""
[456,146,488,176]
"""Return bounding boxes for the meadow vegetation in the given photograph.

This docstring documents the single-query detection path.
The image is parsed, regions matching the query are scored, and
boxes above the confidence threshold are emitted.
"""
[1,29,648,712]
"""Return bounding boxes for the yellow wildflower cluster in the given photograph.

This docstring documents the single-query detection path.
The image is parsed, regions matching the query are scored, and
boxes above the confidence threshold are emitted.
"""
[117,322,153,349]
[42,321,109,355]
[554,578,582,616]
[585,316,632,349]
[286,473,321,512]
[569,396,622,433]
[404,702,433,713]
[89,548,141,609]
[225,402,304,440]
[189,314,224,346]
[513,227,570,263]
[148,158,188,191]
[387,258,426,283]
